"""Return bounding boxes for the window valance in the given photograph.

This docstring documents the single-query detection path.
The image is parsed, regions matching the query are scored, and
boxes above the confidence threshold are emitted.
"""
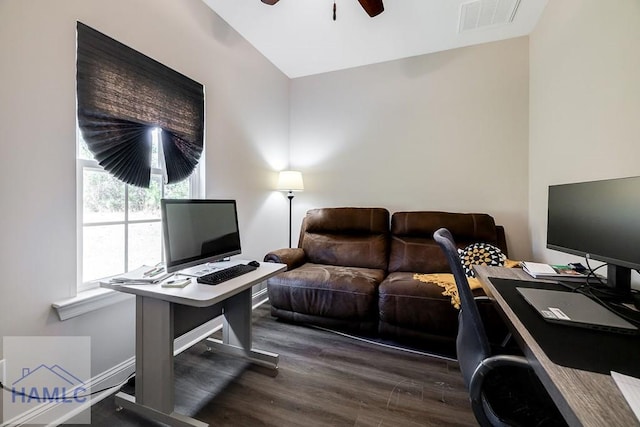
[76,22,204,188]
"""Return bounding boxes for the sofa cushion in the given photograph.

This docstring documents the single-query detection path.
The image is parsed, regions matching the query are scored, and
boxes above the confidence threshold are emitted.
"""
[388,211,501,273]
[301,207,390,270]
[378,272,509,350]
[378,272,464,339]
[267,263,385,322]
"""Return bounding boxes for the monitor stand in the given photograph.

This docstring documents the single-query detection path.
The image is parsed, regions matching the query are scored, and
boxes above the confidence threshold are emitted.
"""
[606,264,632,296]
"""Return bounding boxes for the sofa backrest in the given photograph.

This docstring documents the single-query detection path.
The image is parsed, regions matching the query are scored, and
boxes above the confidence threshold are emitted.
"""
[388,211,507,273]
[300,207,390,270]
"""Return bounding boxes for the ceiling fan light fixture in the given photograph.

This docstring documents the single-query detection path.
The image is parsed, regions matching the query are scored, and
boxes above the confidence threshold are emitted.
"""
[260,0,383,18]
[357,0,384,17]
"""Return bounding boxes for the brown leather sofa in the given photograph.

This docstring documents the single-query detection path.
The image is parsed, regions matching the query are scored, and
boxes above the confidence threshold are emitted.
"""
[264,207,508,352]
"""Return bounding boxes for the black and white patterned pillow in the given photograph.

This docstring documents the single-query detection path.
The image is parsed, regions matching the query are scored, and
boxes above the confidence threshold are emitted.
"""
[457,242,506,277]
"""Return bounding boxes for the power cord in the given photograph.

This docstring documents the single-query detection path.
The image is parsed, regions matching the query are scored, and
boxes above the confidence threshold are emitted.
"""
[580,288,640,327]
[559,259,607,294]
[584,255,614,290]
[572,256,640,327]
[0,372,135,400]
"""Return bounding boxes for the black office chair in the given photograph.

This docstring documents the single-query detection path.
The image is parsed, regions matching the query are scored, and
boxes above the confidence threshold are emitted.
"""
[433,228,567,427]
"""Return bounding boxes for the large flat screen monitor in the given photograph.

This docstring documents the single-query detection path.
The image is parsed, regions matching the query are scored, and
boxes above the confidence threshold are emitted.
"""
[161,199,242,273]
[547,176,640,294]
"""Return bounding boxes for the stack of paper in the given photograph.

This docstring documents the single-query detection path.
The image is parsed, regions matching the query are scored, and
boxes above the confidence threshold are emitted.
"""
[161,278,192,288]
[108,265,173,284]
[611,371,640,422]
[521,261,591,281]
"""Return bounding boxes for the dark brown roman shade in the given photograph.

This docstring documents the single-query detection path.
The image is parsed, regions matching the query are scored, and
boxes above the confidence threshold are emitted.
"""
[76,22,204,188]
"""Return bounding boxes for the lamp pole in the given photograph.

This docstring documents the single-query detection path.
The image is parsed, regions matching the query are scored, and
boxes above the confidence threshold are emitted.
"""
[277,170,304,249]
[287,191,294,248]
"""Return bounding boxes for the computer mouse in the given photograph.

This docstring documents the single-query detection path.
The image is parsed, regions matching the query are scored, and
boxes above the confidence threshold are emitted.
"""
[248,260,260,268]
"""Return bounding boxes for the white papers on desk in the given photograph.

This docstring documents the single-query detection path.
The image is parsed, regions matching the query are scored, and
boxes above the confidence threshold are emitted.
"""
[107,265,173,284]
[612,371,640,422]
[521,261,591,281]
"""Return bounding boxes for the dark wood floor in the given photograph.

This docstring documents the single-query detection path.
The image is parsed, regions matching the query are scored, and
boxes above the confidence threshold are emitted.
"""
[66,305,477,426]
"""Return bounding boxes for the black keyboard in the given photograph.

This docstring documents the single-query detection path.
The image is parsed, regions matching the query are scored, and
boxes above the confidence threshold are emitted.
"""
[197,263,258,286]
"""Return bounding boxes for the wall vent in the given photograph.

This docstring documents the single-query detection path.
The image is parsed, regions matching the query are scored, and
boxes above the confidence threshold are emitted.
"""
[459,0,521,32]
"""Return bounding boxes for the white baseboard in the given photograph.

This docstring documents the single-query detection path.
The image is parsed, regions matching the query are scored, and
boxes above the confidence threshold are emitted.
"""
[6,291,270,426]
[1,356,136,427]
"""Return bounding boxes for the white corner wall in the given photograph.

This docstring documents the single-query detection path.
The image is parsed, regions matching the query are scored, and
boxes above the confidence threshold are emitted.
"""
[0,0,289,374]
[290,37,531,258]
[529,0,640,272]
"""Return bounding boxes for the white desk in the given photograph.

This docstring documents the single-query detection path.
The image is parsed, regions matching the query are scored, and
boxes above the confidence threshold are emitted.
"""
[102,261,287,427]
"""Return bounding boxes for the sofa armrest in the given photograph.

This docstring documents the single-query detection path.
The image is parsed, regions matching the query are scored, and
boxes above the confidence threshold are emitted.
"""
[263,248,307,271]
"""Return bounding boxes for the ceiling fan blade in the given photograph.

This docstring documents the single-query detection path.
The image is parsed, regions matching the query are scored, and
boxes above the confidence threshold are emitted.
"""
[357,0,384,17]
[261,0,279,5]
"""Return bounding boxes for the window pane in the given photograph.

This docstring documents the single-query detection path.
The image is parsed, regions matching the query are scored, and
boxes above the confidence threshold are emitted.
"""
[83,169,125,223]
[128,222,162,268]
[165,178,190,199]
[83,224,124,282]
[78,135,93,160]
[80,153,195,284]
[129,174,162,221]
[150,128,160,169]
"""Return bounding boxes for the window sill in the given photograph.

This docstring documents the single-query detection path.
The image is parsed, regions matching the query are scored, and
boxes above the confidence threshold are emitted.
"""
[52,287,133,321]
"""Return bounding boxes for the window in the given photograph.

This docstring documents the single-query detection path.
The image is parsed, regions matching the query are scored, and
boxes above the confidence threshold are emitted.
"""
[75,22,205,290]
[78,129,200,289]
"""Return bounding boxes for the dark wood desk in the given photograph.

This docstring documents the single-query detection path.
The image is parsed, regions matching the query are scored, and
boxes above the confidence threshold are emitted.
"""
[474,266,638,427]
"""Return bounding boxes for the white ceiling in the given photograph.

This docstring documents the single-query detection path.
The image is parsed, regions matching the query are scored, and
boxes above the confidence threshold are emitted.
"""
[203,0,548,79]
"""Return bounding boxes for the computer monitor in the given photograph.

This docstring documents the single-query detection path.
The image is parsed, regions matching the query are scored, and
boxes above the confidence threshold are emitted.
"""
[547,176,640,295]
[161,199,242,273]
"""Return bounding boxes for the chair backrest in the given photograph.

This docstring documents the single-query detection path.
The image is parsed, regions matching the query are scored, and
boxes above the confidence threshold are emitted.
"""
[433,227,491,389]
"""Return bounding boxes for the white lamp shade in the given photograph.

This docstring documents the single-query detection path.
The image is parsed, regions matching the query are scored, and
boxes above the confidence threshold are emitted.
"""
[277,170,304,191]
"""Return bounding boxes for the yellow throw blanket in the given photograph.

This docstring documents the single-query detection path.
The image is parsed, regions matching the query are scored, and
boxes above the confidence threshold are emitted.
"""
[414,259,520,309]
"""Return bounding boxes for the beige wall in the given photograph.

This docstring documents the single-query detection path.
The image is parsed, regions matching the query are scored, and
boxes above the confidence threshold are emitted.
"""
[290,37,531,258]
[0,0,289,372]
[529,0,640,280]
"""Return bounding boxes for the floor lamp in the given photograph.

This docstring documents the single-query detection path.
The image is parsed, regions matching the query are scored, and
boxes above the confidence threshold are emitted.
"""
[277,170,304,248]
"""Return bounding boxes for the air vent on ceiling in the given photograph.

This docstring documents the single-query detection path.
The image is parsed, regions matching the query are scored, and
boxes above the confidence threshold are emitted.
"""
[459,0,521,32]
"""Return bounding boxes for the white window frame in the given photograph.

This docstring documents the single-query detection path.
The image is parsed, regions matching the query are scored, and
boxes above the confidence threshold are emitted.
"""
[76,130,202,292]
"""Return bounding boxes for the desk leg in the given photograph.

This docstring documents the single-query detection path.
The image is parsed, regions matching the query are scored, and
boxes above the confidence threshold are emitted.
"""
[206,289,279,370]
[114,296,208,427]
[223,288,252,349]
